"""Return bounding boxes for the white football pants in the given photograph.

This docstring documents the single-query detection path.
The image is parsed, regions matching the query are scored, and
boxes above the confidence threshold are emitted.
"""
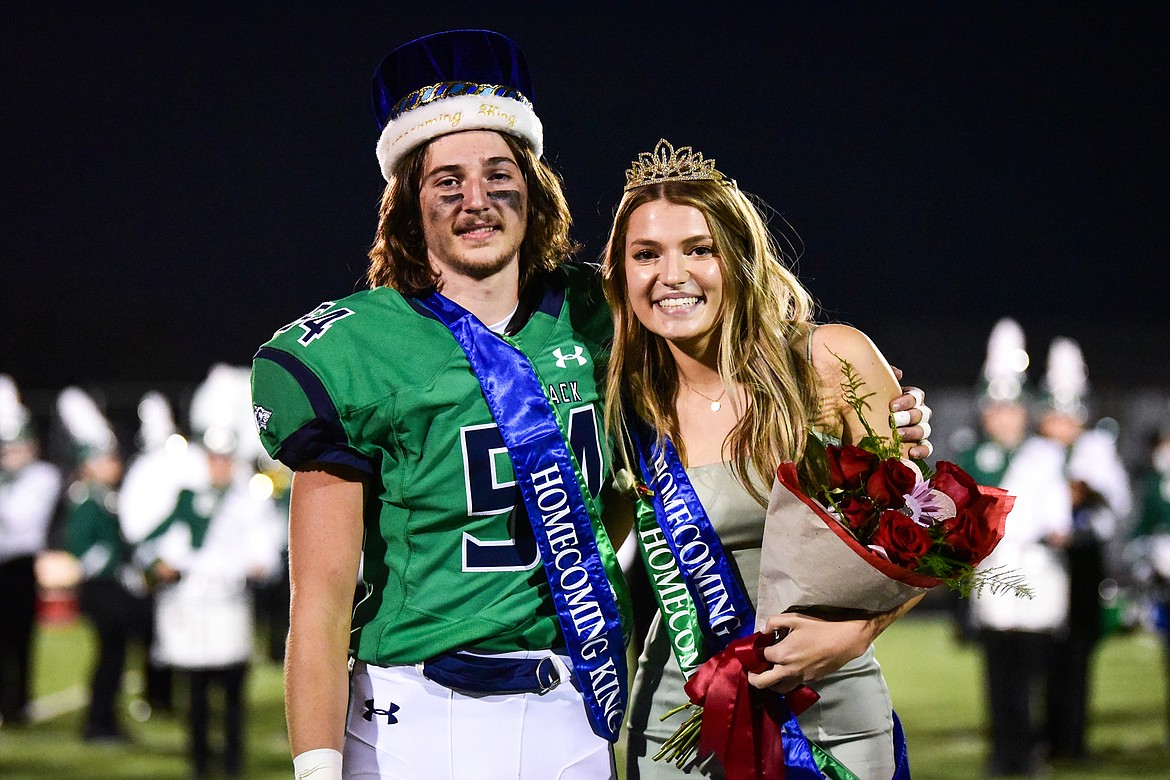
[343,657,615,779]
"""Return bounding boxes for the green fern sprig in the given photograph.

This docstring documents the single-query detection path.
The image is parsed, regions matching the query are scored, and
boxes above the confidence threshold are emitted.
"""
[827,349,901,460]
[962,564,1034,599]
[914,555,1034,599]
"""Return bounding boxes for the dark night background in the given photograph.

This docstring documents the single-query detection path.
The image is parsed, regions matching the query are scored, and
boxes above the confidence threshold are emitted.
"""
[3,2,1168,444]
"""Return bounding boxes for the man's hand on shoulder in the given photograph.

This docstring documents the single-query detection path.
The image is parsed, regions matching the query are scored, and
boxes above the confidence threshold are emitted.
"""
[889,366,933,459]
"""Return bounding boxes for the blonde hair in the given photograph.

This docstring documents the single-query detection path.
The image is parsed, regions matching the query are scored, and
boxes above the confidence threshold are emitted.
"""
[601,181,820,505]
[367,132,579,295]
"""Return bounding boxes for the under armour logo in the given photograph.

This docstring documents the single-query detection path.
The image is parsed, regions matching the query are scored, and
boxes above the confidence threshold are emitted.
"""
[363,699,400,725]
[553,346,587,368]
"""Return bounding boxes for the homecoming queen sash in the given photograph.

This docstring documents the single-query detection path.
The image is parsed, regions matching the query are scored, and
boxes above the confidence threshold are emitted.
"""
[628,425,756,653]
[628,420,824,777]
[416,291,631,742]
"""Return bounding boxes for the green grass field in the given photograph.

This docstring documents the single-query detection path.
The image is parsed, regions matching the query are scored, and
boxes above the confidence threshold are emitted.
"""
[876,619,1170,779]
[1,615,1167,778]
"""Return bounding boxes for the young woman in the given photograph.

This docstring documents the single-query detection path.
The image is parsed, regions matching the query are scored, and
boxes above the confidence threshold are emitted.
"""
[603,140,923,779]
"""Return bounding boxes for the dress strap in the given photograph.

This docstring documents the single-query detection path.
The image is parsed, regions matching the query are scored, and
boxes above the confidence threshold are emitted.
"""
[805,323,820,363]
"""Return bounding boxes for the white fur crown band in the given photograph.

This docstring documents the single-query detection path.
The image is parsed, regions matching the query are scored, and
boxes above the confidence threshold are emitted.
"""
[375,84,543,181]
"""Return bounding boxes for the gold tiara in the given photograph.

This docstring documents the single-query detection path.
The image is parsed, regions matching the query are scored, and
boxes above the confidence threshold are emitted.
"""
[623,139,731,191]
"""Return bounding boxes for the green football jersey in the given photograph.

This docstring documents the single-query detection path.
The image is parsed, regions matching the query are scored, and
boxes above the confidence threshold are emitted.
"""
[251,265,613,664]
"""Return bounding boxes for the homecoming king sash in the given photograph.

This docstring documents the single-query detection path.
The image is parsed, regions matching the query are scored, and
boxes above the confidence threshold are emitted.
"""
[417,291,631,742]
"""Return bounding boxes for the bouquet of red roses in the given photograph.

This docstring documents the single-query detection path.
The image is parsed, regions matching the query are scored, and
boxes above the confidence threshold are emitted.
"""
[757,372,1026,623]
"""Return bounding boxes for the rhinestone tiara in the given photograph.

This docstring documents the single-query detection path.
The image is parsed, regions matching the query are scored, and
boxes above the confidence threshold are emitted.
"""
[623,139,731,192]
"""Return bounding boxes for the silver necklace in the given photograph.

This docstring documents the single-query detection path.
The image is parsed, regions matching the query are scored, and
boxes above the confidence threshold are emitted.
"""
[680,378,727,412]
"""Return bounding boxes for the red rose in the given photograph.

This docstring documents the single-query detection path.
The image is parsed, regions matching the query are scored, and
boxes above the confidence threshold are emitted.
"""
[940,491,1009,564]
[826,445,879,490]
[869,509,934,568]
[929,461,981,514]
[865,459,917,509]
[837,497,879,537]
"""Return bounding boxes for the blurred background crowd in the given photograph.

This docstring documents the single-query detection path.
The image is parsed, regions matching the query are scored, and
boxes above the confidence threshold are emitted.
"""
[1,366,291,777]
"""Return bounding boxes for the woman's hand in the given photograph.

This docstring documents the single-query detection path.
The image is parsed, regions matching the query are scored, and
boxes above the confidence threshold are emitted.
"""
[749,594,925,694]
[746,612,874,694]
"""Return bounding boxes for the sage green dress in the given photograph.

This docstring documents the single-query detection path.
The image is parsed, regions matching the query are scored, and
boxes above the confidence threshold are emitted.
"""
[625,462,896,780]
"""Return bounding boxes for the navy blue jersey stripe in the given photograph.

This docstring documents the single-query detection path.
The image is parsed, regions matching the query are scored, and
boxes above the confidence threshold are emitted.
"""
[405,297,442,321]
[255,347,338,421]
[534,273,566,319]
[254,346,374,474]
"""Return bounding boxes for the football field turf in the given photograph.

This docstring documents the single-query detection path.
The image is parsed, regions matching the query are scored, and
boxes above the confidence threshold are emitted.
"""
[1,615,1167,778]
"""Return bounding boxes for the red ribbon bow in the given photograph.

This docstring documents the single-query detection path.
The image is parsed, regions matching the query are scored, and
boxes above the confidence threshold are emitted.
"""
[683,632,820,779]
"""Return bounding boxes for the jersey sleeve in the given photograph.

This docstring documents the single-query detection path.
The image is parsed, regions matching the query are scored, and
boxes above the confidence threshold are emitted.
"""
[250,347,375,475]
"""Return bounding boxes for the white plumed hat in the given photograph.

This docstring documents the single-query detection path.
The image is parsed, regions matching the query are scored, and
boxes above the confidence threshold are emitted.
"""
[980,318,1030,404]
[56,386,118,463]
[0,374,34,445]
[136,391,177,452]
[1042,337,1089,422]
[189,364,264,461]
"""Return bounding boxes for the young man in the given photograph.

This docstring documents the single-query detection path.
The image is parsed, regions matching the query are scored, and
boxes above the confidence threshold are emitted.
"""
[250,30,932,780]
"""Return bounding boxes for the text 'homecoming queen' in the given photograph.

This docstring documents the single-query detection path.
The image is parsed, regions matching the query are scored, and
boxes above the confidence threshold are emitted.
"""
[641,449,746,650]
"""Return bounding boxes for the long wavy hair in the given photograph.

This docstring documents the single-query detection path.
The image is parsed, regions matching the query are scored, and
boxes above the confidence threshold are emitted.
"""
[601,180,820,505]
[367,132,579,295]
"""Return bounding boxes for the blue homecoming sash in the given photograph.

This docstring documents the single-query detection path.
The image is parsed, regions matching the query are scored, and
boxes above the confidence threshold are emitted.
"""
[416,291,629,742]
[631,428,755,649]
[628,419,822,775]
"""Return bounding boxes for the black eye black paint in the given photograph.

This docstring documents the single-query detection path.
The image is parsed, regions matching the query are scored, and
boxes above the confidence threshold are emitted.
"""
[489,190,522,213]
[434,188,522,213]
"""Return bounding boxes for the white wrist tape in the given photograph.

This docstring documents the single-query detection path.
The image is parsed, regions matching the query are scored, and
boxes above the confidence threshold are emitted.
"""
[293,748,343,780]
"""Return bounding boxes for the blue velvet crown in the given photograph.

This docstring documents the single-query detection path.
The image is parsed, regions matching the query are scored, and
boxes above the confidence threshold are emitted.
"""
[372,29,543,181]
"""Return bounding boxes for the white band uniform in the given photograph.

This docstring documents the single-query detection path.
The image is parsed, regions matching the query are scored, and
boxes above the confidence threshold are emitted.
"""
[343,655,615,779]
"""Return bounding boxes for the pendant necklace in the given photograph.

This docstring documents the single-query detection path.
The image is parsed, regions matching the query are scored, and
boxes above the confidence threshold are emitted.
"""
[680,378,727,412]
